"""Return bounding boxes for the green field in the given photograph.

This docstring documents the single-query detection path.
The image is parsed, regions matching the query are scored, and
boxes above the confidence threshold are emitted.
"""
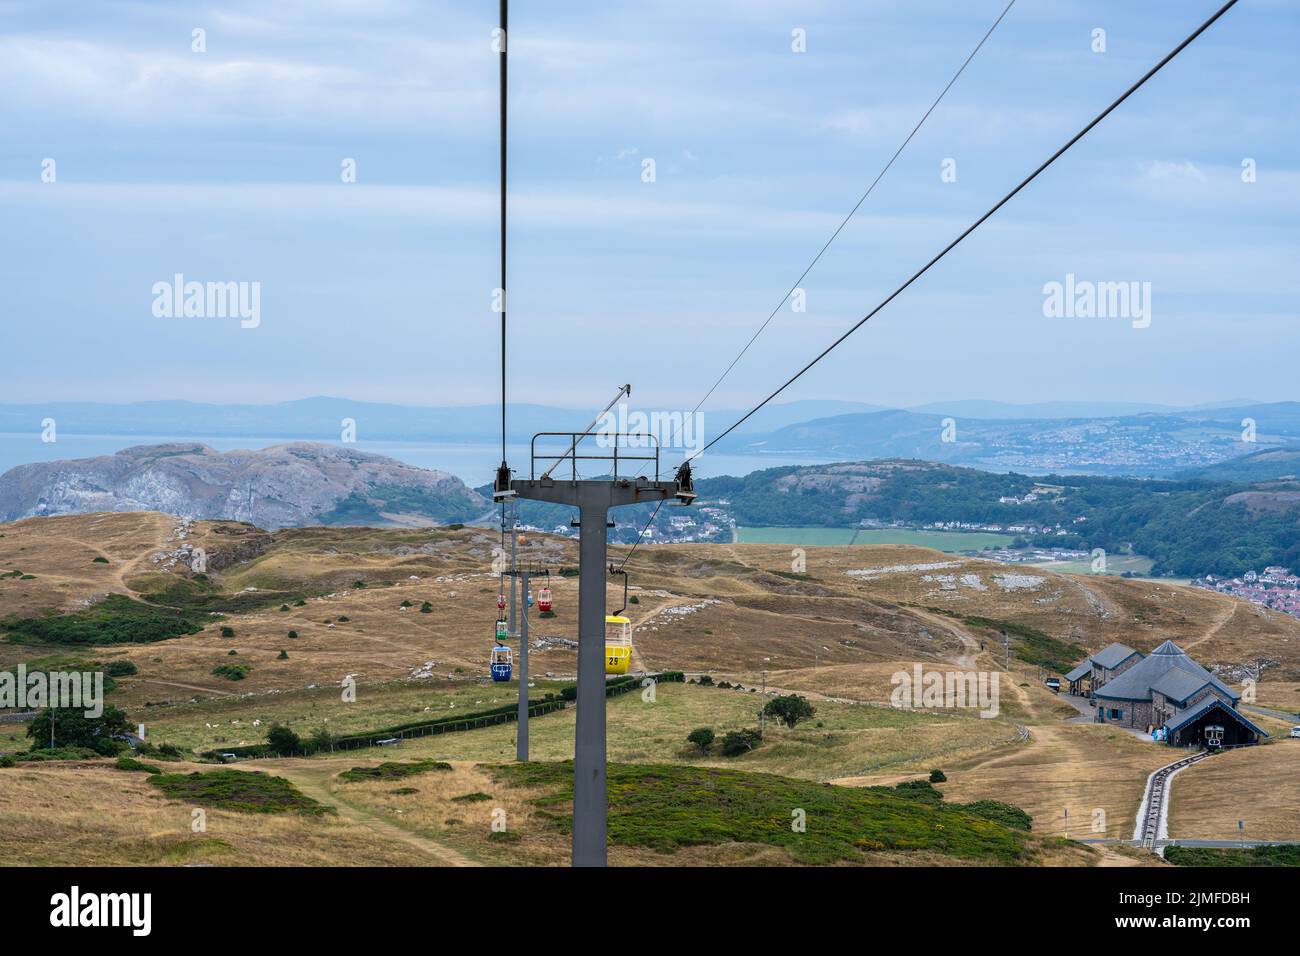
[1028,554,1155,577]
[736,527,1014,552]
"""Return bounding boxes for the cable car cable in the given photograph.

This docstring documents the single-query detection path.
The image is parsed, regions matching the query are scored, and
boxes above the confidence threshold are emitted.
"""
[685,0,1016,421]
[687,0,1240,463]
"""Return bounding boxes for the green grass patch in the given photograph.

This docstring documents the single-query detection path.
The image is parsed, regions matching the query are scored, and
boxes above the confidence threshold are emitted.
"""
[488,762,1033,864]
[148,769,330,815]
[338,759,452,782]
[941,612,1079,672]
[0,594,207,646]
[114,756,163,774]
[450,791,492,803]
[1164,844,1300,867]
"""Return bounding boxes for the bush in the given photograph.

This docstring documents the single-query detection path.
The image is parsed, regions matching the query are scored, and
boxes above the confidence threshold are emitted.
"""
[294,599,307,607]
[149,769,328,815]
[560,685,578,702]
[266,724,302,756]
[420,602,433,613]
[337,616,349,622]
[1,594,205,646]
[287,630,298,639]
[929,769,947,783]
[960,800,1032,831]
[400,600,412,608]
[219,626,235,638]
[277,649,289,660]
[338,759,452,782]
[92,556,109,564]
[686,727,715,754]
[696,675,714,686]
[763,695,816,728]
[115,756,162,774]
[720,728,762,757]
[104,660,138,677]
[629,595,639,604]
[279,604,290,612]
[352,581,366,589]
[27,705,131,753]
[212,663,251,681]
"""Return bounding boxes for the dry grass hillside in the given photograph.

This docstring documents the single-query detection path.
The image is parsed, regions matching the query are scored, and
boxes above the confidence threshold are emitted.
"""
[3,511,1298,867]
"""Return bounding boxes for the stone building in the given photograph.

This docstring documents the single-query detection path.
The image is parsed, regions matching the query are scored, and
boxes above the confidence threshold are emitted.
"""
[1069,639,1266,747]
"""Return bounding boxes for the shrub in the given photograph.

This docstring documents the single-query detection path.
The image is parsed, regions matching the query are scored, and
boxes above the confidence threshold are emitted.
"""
[337,616,349,622]
[27,705,131,753]
[420,602,433,613]
[212,663,251,681]
[697,675,714,686]
[1,594,205,646]
[352,581,366,589]
[338,759,451,782]
[219,626,235,638]
[308,727,334,754]
[294,599,307,607]
[960,800,1032,831]
[104,660,138,677]
[279,604,290,612]
[287,630,298,639]
[763,695,816,728]
[400,600,412,608]
[92,556,109,564]
[720,728,762,757]
[686,727,715,754]
[929,769,947,783]
[266,724,302,756]
[629,595,639,604]
[277,649,289,660]
[115,756,162,774]
[149,769,328,815]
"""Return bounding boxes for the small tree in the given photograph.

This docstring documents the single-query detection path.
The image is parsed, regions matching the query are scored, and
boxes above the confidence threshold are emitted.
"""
[287,630,298,639]
[220,626,235,637]
[763,694,816,729]
[266,724,302,756]
[420,601,433,613]
[27,705,132,755]
[308,726,334,754]
[686,727,715,754]
[277,649,289,660]
[720,728,762,757]
[929,769,947,783]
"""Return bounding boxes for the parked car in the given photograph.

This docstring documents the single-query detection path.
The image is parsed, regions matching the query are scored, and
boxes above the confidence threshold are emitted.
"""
[1289,726,1300,739]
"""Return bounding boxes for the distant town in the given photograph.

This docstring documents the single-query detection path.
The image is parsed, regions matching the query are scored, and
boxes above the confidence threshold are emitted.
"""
[1194,566,1300,620]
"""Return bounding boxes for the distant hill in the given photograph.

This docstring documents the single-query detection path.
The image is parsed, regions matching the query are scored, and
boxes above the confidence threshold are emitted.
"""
[696,460,1300,578]
[1177,447,1300,483]
[0,442,489,529]
[717,403,1300,476]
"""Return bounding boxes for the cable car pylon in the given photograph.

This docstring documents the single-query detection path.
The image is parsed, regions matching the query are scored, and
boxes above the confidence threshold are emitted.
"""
[486,0,694,866]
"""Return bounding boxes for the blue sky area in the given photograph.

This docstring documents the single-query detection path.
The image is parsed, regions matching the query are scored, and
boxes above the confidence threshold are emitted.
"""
[1,0,1296,421]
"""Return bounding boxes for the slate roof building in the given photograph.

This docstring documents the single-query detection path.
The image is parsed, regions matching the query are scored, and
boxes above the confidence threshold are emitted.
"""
[1067,640,1265,747]
[1064,642,1142,696]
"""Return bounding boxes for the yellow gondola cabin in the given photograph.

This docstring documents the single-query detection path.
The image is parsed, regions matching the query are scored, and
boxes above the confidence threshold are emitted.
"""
[604,615,632,674]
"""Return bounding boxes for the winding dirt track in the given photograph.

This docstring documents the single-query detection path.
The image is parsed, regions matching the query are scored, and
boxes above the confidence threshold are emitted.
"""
[265,761,479,867]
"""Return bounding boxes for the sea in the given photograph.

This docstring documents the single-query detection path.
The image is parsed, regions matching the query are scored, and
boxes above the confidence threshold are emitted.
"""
[0,433,830,486]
